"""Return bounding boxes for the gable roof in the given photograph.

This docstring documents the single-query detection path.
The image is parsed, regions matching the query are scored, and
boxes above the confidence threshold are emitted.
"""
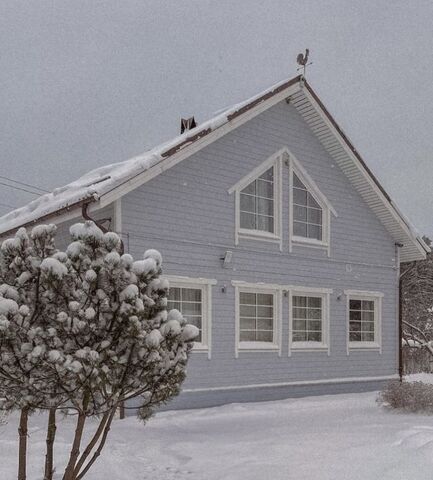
[0,75,428,262]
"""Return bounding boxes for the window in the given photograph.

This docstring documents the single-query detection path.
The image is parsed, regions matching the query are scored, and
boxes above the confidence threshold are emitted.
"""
[292,173,323,241]
[234,283,281,355]
[229,150,282,247]
[239,291,274,342]
[289,289,331,353]
[240,167,274,233]
[168,287,203,342]
[288,153,336,254]
[165,276,216,357]
[292,295,322,342]
[345,290,383,351]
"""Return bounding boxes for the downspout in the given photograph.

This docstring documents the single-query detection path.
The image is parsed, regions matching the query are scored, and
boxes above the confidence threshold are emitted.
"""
[82,202,125,255]
[395,242,404,382]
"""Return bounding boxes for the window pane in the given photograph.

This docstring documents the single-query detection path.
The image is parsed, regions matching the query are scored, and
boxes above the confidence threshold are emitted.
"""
[256,179,273,199]
[257,306,273,318]
[308,224,322,240]
[293,319,307,331]
[308,297,322,308]
[257,198,273,216]
[308,331,322,342]
[349,310,361,321]
[350,300,362,310]
[362,300,375,311]
[361,332,375,342]
[256,331,273,342]
[350,321,361,332]
[240,212,256,230]
[240,193,255,213]
[257,293,273,305]
[182,302,202,315]
[240,305,256,317]
[257,317,273,330]
[293,173,305,189]
[182,288,201,302]
[293,307,307,319]
[293,331,307,342]
[293,296,307,307]
[241,181,255,196]
[307,208,322,225]
[294,205,307,221]
[259,167,274,182]
[240,292,256,304]
[308,320,322,331]
[168,287,181,301]
[307,192,320,209]
[363,321,375,332]
[186,316,202,328]
[307,308,322,320]
[293,188,307,206]
[257,215,274,233]
[240,330,256,342]
[362,311,374,322]
[240,317,256,330]
[293,221,307,237]
[349,332,361,342]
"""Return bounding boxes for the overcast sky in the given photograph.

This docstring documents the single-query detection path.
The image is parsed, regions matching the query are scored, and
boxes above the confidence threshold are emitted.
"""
[1,1,432,236]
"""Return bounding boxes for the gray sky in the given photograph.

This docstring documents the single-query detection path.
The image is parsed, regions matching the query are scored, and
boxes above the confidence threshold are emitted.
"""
[1,1,433,236]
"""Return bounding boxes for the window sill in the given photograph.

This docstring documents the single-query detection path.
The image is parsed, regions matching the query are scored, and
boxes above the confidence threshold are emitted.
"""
[191,344,209,352]
[291,343,328,352]
[238,229,281,243]
[292,236,328,249]
[348,342,380,350]
[238,342,279,352]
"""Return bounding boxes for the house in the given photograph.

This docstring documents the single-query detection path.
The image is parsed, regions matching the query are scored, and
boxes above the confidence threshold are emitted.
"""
[0,75,429,409]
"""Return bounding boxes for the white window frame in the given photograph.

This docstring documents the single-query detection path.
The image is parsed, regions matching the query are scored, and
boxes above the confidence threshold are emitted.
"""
[232,281,282,357]
[344,289,383,354]
[288,287,331,355]
[228,150,283,250]
[165,275,217,359]
[287,151,337,257]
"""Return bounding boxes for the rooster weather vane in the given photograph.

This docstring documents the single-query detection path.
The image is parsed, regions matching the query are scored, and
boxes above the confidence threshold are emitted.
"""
[296,48,312,76]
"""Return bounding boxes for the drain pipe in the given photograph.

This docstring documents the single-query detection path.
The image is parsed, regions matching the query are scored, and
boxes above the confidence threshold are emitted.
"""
[82,202,125,255]
[395,243,404,382]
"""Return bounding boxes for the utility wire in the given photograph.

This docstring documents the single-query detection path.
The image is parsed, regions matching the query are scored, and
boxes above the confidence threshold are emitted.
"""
[0,181,43,196]
[0,175,49,193]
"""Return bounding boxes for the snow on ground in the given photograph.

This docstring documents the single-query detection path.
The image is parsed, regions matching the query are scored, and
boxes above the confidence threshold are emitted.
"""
[2,392,433,480]
[405,373,433,385]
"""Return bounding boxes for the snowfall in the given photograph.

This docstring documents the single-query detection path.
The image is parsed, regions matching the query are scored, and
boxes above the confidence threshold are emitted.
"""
[3,385,433,480]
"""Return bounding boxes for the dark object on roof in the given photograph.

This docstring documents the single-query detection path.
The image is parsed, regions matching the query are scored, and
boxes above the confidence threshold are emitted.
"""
[180,117,197,134]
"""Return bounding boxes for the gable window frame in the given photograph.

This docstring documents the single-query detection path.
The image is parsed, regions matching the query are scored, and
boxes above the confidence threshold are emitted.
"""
[288,286,331,355]
[344,289,383,353]
[232,281,282,357]
[287,151,337,256]
[229,150,283,250]
[165,275,217,359]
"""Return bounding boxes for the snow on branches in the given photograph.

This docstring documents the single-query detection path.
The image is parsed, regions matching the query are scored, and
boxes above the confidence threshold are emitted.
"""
[0,220,198,479]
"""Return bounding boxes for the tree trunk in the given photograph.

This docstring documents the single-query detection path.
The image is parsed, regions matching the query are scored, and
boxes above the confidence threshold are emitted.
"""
[18,408,29,480]
[62,412,86,480]
[76,407,116,480]
[44,408,57,480]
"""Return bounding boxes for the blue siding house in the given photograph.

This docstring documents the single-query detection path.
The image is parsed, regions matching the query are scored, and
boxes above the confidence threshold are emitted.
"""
[0,75,428,409]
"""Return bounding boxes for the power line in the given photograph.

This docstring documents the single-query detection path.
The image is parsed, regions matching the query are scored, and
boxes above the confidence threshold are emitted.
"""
[0,175,49,193]
[0,181,42,196]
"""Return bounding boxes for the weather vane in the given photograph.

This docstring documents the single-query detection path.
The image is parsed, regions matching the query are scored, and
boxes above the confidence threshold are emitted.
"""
[296,48,312,76]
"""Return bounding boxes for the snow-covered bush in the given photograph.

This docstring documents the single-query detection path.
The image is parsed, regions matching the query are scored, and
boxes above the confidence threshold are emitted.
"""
[378,380,433,413]
[0,221,198,480]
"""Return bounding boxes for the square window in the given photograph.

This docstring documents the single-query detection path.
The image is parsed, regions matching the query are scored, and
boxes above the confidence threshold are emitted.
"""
[348,295,380,347]
[239,290,275,347]
[291,294,325,346]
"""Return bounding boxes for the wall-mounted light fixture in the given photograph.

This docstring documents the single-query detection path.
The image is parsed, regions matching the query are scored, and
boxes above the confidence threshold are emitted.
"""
[220,250,233,268]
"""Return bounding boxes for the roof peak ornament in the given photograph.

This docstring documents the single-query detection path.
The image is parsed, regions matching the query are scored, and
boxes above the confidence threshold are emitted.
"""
[296,48,312,76]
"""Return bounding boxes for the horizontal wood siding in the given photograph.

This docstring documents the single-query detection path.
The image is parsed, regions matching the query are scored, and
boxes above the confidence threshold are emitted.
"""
[121,100,398,399]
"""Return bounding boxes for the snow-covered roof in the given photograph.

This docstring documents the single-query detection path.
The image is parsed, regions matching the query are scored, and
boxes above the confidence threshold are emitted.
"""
[0,74,429,262]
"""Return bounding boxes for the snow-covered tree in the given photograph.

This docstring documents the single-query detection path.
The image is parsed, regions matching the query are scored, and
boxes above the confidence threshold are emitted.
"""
[0,221,198,480]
